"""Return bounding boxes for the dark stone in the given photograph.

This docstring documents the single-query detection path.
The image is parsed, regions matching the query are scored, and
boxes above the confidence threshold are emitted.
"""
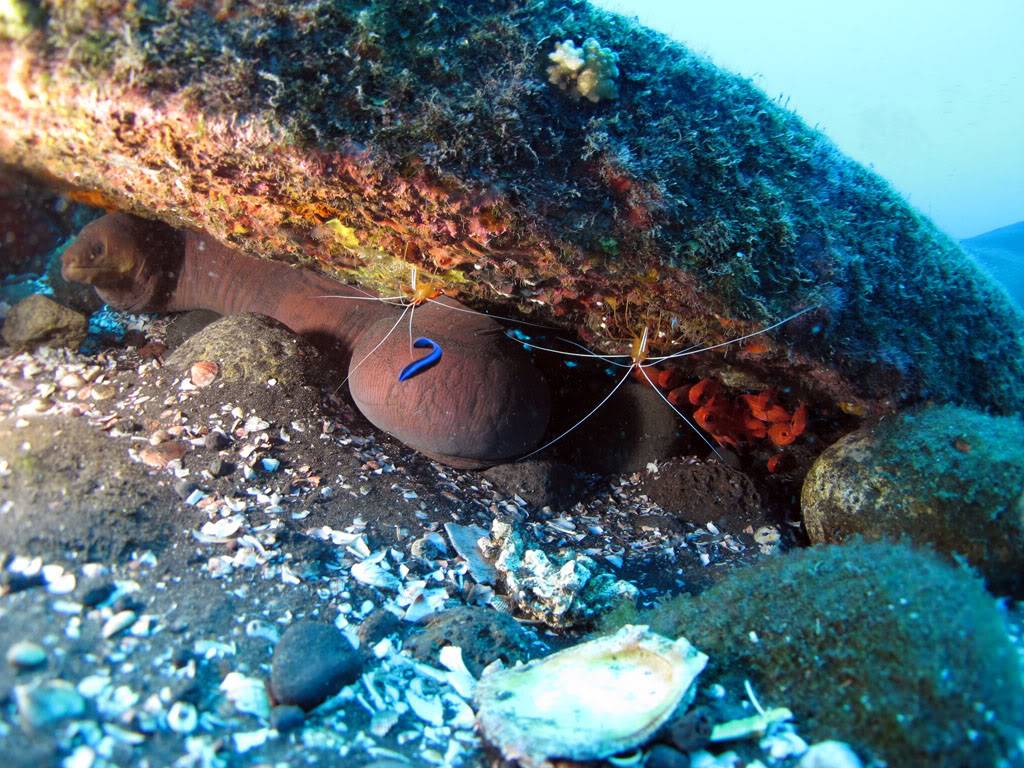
[208,457,233,478]
[270,621,361,710]
[557,379,694,474]
[170,647,193,669]
[203,431,230,451]
[2,570,46,593]
[270,704,305,733]
[77,578,115,608]
[357,610,402,648]
[173,479,199,500]
[405,606,546,677]
[661,706,714,753]
[112,594,144,614]
[482,460,584,510]
[646,744,690,768]
[641,457,765,533]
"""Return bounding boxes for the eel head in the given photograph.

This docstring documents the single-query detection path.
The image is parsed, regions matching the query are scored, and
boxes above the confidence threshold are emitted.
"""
[62,213,183,313]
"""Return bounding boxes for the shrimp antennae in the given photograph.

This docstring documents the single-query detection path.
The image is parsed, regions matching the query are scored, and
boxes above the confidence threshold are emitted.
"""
[519,364,636,460]
[424,297,559,330]
[336,304,412,394]
[647,306,817,364]
[637,364,724,460]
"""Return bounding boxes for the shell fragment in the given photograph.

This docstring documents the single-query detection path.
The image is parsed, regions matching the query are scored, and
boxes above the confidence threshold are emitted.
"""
[475,624,707,767]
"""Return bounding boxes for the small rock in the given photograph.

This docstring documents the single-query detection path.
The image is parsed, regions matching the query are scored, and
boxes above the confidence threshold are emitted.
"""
[6,640,47,670]
[647,744,690,768]
[2,569,46,593]
[406,606,546,677]
[270,621,361,710]
[482,460,583,510]
[662,706,714,753]
[122,329,147,347]
[173,479,199,500]
[642,457,764,532]
[102,610,137,639]
[166,313,326,389]
[15,679,86,729]
[357,610,402,648]
[270,704,305,732]
[203,431,230,451]
[799,741,863,768]
[78,579,116,608]
[208,457,234,478]
[1,294,88,352]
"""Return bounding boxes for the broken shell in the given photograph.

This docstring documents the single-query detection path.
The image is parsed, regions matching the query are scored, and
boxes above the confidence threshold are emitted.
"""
[475,624,707,767]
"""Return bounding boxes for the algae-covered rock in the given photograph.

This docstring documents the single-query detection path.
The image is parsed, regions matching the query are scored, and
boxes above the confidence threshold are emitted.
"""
[166,313,328,390]
[801,405,1024,595]
[1,293,87,352]
[627,540,1024,767]
[1,0,1022,417]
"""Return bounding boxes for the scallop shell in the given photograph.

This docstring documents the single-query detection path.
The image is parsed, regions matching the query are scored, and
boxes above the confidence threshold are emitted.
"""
[190,360,219,387]
[474,624,707,767]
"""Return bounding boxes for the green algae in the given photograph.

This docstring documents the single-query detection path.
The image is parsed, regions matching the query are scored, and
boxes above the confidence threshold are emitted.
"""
[604,540,1024,766]
[12,0,1024,412]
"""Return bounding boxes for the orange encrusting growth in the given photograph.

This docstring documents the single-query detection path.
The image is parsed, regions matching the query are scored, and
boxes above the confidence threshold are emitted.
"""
[655,372,808,459]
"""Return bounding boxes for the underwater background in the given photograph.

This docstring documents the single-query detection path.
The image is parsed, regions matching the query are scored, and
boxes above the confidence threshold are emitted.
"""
[0,1,1022,767]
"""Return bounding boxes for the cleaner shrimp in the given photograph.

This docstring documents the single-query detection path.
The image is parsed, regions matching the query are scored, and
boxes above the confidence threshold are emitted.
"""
[516,305,816,461]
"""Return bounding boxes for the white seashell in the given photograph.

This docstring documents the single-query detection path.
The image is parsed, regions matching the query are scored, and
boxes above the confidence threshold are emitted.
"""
[444,522,496,584]
[102,610,137,639]
[406,689,444,727]
[220,672,271,719]
[475,625,707,767]
[351,560,402,592]
[166,700,198,734]
[438,646,476,699]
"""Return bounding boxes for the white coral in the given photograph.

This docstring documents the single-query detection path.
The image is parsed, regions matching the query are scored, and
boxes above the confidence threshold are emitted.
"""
[547,38,620,103]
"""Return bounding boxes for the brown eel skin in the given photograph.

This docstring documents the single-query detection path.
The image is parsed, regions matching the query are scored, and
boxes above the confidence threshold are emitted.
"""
[62,213,550,468]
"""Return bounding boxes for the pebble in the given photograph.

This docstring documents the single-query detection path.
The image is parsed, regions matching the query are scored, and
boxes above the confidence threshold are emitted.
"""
[77,581,115,610]
[102,610,138,639]
[15,679,86,728]
[203,431,230,451]
[663,706,714,752]
[646,744,691,768]
[173,479,199,500]
[270,621,362,710]
[5,640,47,670]
[357,609,402,647]
[208,457,234,477]
[270,704,305,732]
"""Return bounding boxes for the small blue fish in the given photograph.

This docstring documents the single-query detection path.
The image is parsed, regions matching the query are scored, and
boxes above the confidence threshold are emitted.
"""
[399,337,443,381]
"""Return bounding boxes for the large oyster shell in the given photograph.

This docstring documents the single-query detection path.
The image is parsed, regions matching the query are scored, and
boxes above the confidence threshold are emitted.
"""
[474,624,708,767]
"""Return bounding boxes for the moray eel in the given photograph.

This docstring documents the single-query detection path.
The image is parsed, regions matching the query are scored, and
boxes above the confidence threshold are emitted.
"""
[62,213,550,468]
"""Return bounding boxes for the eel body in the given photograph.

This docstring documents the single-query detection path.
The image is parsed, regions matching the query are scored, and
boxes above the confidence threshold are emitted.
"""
[62,213,550,468]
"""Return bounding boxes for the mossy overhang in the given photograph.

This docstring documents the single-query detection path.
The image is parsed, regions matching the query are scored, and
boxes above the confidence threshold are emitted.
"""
[0,0,1021,416]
